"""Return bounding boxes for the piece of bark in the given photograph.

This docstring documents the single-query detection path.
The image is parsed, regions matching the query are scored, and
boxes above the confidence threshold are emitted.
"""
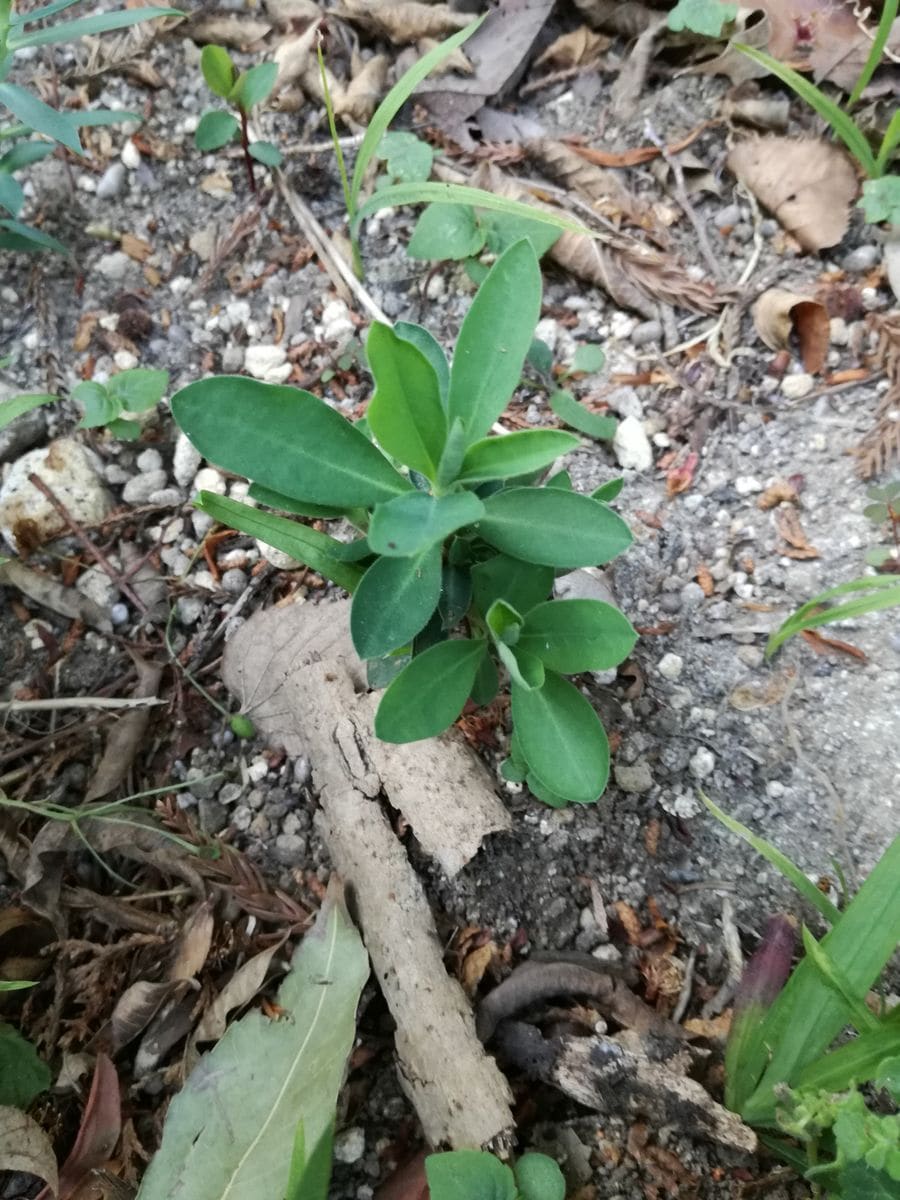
[0,558,111,632]
[222,598,512,875]
[317,781,515,1150]
[495,1022,756,1153]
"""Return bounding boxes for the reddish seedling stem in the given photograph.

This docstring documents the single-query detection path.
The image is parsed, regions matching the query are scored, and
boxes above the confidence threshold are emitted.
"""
[239,108,257,195]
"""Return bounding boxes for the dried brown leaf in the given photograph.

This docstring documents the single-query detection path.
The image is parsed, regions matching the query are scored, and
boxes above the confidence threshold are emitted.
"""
[106,981,175,1054]
[265,0,321,23]
[192,942,281,1046]
[0,1107,58,1197]
[683,1010,732,1040]
[85,656,162,800]
[338,0,468,42]
[727,137,858,251]
[415,38,473,76]
[168,899,214,982]
[460,941,499,997]
[571,0,657,37]
[800,628,867,661]
[525,137,646,223]
[721,82,789,132]
[729,670,795,710]
[753,288,829,373]
[181,14,272,48]
[775,507,819,558]
[120,233,151,263]
[855,312,900,478]
[56,1054,121,1200]
[758,479,799,510]
[336,52,388,123]
[535,26,610,69]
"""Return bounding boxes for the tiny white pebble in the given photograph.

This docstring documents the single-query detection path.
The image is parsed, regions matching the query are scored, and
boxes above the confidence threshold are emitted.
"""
[657,652,684,681]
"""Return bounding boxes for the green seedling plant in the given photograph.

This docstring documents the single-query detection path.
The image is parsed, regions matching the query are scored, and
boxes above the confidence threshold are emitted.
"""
[863,478,900,570]
[195,45,281,194]
[0,0,179,252]
[669,0,900,223]
[0,367,169,440]
[703,793,900,1198]
[766,574,900,657]
[425,1149,566,1200]
[318,19,595,276]
[526,337,618,443]
[171,240,635,807]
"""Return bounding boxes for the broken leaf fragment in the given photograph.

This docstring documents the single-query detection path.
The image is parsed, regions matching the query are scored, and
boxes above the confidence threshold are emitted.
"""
[727,137,858,251]
[752,289,829,374]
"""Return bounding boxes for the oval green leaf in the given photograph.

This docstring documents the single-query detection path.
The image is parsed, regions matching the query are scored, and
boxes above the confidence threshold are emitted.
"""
[248,139,282,167]
[477,488,632,567]
[368,491,484,558]
[448,239,542,443]
[0,82,83,154]
[230,61,277,111]
[518,599,637,673]
[497,641,544,691]
[200,44,236,98]
[172,377,411,508]
[350,544,442,659]
[408,202,486,261]
[366,322,447,478]
[374,638,487,743]
[107,367,168,412]
[457,430,579,484]
[470,553,553,617]
[512,671,609,804]
[394,322,450,407]
[195,110,240,151]
[549,388,616,440]
[195,493,365,593]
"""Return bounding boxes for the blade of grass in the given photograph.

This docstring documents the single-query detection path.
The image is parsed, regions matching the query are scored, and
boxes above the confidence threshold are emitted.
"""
[734,43,877,177]
[352,181,591,242]
[741,833,900,1126]
[349,15,485,212]
[800,925,881,1033]
[700,791,841,924]
[766,577,900,656]
[875,108,900,175]
[795,1020,900,1093]
[848,0,898,109]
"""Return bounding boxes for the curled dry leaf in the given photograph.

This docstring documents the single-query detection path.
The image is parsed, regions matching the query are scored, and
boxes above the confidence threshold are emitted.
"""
[721,82,789,132]
[336,52,388,123]
[191,942,282,1048]
[682,8,772,86]
[525,137,647,224]
[752,289,829,374]
[338,0,469,42]
[758,478,799,510]
[774,507,819,559]
[572,0,658,38]
[85,656,163,801]
[181,13,272,48]
[53,1054,121,1200]
[415,38,473,76]
[727,137,858,251]
[106,981,176,1055]
[168,898,214,982]
[729,670,795,711]
[534,26,611,69]
[0,1107,58,1198]
[273,21,345,108]
[265,0,321,23]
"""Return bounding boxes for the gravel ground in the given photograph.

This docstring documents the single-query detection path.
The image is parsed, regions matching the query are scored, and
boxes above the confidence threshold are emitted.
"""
[2,13,899,1198]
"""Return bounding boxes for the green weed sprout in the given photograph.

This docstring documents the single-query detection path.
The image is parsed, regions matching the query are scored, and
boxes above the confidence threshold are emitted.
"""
[0,0,180,252]
[0,368,169,440]
[703,792,900,1195]
[195,45,281,194]
[170,239,635,808]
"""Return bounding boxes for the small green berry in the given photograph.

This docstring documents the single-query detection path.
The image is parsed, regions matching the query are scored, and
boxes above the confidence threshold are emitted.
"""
[229,714,256,738]
[514,1153,565,1200]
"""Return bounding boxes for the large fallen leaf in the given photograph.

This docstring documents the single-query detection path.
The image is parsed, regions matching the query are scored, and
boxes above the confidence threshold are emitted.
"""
[525,137,647,224]
[54,1054,121,1200]
[727,137,858,251]
[338,0,469,42]
[752,288,829,373]
[135,886,368,1200]
[336,52,388,123]
[534,25,611,68]
[0,1107,58,1197]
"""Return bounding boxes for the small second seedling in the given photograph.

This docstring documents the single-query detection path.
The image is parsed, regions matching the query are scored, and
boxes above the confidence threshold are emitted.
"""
[195,45,281,194]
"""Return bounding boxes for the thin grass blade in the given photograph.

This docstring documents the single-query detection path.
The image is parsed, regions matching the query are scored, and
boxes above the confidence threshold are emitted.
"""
[848,0,898,108]
[766,577,900,656]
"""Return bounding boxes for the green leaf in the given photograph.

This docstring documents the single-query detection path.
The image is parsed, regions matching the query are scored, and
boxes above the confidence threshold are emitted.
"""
[66,109,142,128]
[457,430,578,484]
[366,322,447,477]
[248,139,282,167]
[592,478,624,502]
[368,492,484,557]
[439,564,472,628]
[861,176,900,225]
[172,377,411,508]
[476,488,632,568]
[437,418,469,489]
[0,218,67,253]
[0,141,55,171]
[448,240,542,443]
[518,599,636,673]
[425,1150,517,1200]
[73,380,119,428]
[667,0,737,36]
[570,344,606,375]
[527,338,554,374]
[700,793,841,925]
[500,755,526,783]
[549,388,616,440]
[195,110,239,151]
[734,43,877,176]
[0,170,23,215]
[742,833,900,1125]
[545,469,571,490]
[0,82,81,153]
[9,7,180,49]
[848,0,898,107]
[839,1162,898,1199]
[193,494,365,593]
[107,367,168,412]
[10,0,82,25]
[470,651,499,705]
[374,638,487,742]
[514,1152,566,1200]
[497,641,544,690]
[394,322,450,407]
[525,771,569,808]
[874,109,900,176]
[135,889,368,1200]
[246,482,348,521]
[485,598,523,646]
[351,545,442,659]
[801,925,881,1033]
[229,62,277,111]
[512,671,609,804]
[0,1023,51,1108]
[106,417,141,440]
[349,16,486,212]
[766,576,900,657]
[408,201,486,261]
[480,208,561,259]
[796,1026,900,1094]
[470,553,553,617]
[377,130,433,183]
[0,391,55,431]
[285,1119,333,1200]
[200,44,235,99]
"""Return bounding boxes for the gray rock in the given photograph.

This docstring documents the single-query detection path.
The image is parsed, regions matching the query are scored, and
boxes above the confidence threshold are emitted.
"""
[122,470,168,504]
[232,804,252,831]
[218,782,244,806]
[842,244,880,272]
[172,432,202,488]
[333,1128,365,1165]
[136,447,163,473]
[220,568,247,595]
[110,602,130,625]
[198,797,228,834]
[176,595,204,625]
[614,759,654,793]
[680,582,706,608]
[630,320,662,348]
[613,416,653,471]
[186,767,220,800]
[148,487,184,506]
[273,832,306,865]
[689,747,716,780]
[657,652,684,680]
[715,203,741,228]
[0,404,46,463]
[95,250,132,281]
[605,386,643,420]
[96,162,126,199]
[0,438,111,552]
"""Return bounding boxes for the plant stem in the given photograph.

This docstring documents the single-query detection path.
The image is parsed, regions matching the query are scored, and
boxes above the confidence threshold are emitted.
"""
[317,35,363,277]
[239,108,257,194]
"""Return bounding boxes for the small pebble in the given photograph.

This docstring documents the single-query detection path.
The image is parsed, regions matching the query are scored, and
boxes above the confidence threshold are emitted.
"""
[734,475,763,496]
[95,251,131,281]
[218,782,244,806]
[176,596,205,625]
[630,319,662,347]
[714,203,741,228]
[689,747,716,780]
[613,759,654,793]
[245,344,291,383]
[612,416,653,471]
[333,1128,366,1165]
[220,567,247,595]
[657,652,684,681]
[96,162,126,200]
[247,757,269,783]
[842,244,880,272]
[273,832,306,866]
[136,448,163,473]
[110,603,130,626]
[781,373,814,400]
[121,139,141,170]
[173,432,202,487]
[148,486,183,506]
[193,466,226,495]
[122,469,167,504]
